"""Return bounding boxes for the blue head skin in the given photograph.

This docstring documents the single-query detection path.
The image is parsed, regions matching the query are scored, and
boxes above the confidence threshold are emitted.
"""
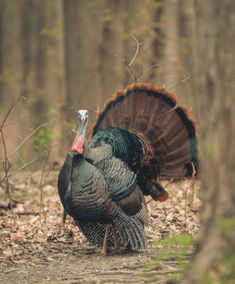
[71,110,89,154]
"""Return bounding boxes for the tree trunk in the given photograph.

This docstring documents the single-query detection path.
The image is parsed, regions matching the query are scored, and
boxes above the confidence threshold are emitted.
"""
[161,0,180,89]
[0,0,65,162]
[63,0,102,141]
[181,1,235,283]
[21,0,48,123]
[123,0,156,85]
[0,0,3,101]
[20,0,65,160]
[99,0,125,102]
[176,0,198,107]
[0,0,23,159]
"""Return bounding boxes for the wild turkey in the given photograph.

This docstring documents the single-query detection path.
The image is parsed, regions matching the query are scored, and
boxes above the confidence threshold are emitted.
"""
[58,82,198,255]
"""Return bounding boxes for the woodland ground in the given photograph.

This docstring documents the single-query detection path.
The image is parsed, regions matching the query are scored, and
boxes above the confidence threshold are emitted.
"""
[0,171,201,284]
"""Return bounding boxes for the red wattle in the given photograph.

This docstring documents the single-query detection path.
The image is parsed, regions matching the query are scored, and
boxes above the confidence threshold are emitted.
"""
[71,137,85,154]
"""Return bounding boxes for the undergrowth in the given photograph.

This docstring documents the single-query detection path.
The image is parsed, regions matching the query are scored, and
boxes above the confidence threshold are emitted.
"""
[141,233,195,281]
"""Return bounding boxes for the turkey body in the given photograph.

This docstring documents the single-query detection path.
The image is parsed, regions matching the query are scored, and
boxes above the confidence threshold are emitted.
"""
[58,82,198,253]
[58,127,147,251]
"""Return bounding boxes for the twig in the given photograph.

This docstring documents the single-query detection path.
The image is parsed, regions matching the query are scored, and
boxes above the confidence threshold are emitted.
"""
[124,61,141,82]
[183,179,194,227]
[7,150,49,177]
[16,212,39,216]
[5,120,52,161]
[39,150,50,219]
[0,96,23,132]
[0,123,11,185]
[145,59,172,74]
[128,34,140,66]
[0,96,23,213]
[124,35,170,82]
[163,179,174,188]
[189,178,195,205]
[168,73,197,91]
[123,35,142,82]
[184,186,188,228]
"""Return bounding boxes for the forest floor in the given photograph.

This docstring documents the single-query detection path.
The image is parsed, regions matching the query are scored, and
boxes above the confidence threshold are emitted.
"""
[0,171,201,284]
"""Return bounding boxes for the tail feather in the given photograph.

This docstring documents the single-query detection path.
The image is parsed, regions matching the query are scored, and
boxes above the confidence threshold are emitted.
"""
[113,206,146,251]
[75,220,114,247]
[92,82,198,180]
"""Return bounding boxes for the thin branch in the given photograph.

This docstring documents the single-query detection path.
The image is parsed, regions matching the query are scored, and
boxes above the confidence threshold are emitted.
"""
[0,96,23,221]
[128,34,140,66]
[39,150,50,218]
[144,59,171,74]
[5,120,52,161]
[168,73,197,91]
[0,135,11,185]
[0,96,23,132]
[163,179,174,188]
[123,36,172,83]
[184,186,188,227]
[0,96,23,186]
[123,35,142,82]
[7,148,50,177]
[39,160,47,189]
[3,114,30,129]
[189,178,196,206]
[124,61,139,82]
[134,61,170,82]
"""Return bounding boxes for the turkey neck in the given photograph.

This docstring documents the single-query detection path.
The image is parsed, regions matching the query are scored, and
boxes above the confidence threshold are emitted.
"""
[76,121,87,137]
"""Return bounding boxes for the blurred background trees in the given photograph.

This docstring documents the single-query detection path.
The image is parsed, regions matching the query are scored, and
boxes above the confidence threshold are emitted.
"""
[0,0,200,163]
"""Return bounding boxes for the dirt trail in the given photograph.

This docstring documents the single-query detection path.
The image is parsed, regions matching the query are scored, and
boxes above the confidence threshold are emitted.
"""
[1,243,178,284]
[1,247,153,283]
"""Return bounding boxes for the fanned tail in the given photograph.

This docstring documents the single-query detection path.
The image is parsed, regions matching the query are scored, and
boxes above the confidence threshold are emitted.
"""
[91,82,198,180]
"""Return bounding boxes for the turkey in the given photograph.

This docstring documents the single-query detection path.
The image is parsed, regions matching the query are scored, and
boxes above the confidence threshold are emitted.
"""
[58,82,198,255]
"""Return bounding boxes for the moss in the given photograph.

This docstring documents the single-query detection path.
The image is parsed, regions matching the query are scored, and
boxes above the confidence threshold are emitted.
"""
[142,259,161,272]
[199,250,235,284]
[218,217,235,235]
[219,251,235,283]
[141,234,195,278]
[152,233,194,247]
[199,276,214,284]
[41,20,63,39]
[33,127,53,154]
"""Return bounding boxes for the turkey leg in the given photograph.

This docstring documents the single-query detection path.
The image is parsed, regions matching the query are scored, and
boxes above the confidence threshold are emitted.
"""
[111,226,122,254]
[101,224,111,256]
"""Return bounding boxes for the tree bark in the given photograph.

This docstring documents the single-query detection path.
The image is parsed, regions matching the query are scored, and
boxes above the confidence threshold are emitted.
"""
[99,0,125,102]
[162,0,179,88]
[20,0,65,159]
[63,0,102,138]
[0,0,65,162]
[0,0,23,159]
[123,0,156,85]
[21,0,48,121]
[180,1,235,283]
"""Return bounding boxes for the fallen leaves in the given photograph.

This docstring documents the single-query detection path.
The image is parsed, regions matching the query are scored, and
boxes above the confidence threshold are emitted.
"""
[0,172,201,269]
[146,180,201,241]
